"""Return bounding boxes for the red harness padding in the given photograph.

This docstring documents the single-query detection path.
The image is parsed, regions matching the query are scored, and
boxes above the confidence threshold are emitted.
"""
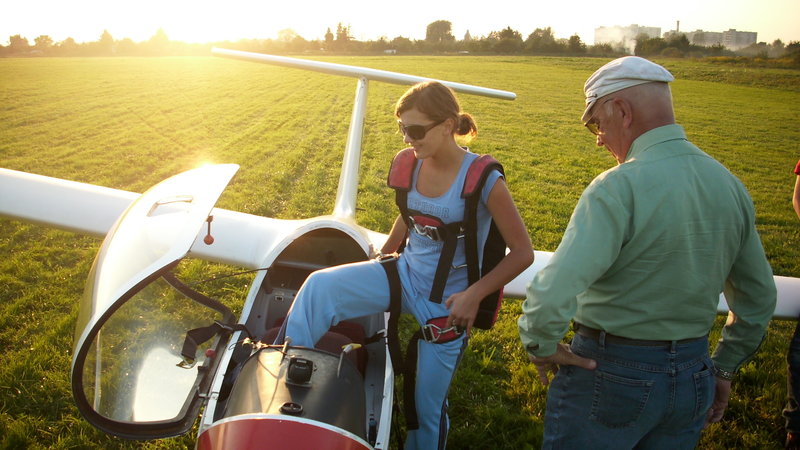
[386,148,506,330]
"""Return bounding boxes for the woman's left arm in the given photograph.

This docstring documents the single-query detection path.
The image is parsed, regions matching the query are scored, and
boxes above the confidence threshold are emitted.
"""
[445,178,534,332]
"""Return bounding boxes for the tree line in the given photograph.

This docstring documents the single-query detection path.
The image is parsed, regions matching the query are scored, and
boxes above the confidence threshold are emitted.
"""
[2,20,798,64]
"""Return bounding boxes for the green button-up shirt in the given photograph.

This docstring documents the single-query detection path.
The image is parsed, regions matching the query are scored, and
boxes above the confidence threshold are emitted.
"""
[518,124,776,372]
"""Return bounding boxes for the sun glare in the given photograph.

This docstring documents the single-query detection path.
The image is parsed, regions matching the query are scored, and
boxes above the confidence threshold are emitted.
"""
[145,3,330,44]
[68,2,311,45]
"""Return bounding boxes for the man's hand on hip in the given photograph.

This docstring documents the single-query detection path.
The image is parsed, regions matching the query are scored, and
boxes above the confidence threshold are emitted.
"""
[528,342,597,386]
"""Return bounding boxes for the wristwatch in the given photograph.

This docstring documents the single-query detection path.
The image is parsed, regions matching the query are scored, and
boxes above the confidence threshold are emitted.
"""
[713,365,737,380]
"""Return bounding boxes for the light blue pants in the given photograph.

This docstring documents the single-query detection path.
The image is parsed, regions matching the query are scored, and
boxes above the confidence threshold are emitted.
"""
[542,332,714,449]
[279,259,467,450]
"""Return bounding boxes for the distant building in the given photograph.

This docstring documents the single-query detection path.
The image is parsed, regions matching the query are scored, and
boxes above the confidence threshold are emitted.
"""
[723,29,757,50]
[663,28,724,47]
[689,30,724,47]
[663,23,757,50]
[595,24,661,51]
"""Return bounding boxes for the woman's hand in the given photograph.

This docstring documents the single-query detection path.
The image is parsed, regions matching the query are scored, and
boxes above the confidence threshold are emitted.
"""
[445,288,482,335]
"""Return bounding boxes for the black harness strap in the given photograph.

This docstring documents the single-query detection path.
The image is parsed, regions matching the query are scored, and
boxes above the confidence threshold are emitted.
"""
[379,257,404,374]
[428,222,463,303]
[179,320,253,367]
[463,188,481,288]
[403,330,423,430]
[473,219,505,328]
[378,256,420,429]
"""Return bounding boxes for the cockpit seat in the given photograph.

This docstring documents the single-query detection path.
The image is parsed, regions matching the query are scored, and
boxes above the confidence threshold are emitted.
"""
[264,319,368,376]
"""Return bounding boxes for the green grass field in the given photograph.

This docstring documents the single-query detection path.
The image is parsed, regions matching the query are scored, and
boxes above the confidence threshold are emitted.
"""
[1,55,799,449]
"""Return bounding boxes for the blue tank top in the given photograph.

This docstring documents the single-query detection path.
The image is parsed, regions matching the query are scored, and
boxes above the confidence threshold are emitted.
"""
[399,151,502,301]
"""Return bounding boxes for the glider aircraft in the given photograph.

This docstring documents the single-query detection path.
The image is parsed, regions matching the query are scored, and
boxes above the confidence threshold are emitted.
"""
[1,48,798,449]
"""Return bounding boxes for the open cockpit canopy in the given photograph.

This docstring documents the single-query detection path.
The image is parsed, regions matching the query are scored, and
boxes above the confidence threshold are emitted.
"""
[71,164,238,439]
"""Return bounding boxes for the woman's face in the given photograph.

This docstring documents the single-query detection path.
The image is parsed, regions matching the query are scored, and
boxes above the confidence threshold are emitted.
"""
[397,108,449,159]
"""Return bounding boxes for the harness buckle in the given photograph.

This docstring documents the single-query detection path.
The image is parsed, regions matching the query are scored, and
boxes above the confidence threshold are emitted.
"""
[420,322,463,343]
[411,220,443,241]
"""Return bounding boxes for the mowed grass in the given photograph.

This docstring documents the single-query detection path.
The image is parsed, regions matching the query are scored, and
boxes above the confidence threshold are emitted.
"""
[1,55,799,449]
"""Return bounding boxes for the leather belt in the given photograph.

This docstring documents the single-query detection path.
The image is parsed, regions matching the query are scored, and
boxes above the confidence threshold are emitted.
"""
[574,322,706,347]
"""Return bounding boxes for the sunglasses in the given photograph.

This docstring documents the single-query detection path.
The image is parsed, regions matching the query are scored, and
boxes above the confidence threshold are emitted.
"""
[397,118,445,140]
[584,97,615,136]
[584,120,601,136]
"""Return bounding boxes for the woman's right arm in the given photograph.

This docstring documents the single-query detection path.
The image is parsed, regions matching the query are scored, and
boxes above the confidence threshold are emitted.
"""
[380,214,408,255]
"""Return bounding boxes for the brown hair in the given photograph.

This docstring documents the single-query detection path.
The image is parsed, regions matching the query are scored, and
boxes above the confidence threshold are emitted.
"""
[394,81,477,139]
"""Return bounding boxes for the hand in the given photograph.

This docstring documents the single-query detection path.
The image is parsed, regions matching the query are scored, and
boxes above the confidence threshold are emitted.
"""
[704,377,732,427]
[444,289,481,335]
[528,343,597,386]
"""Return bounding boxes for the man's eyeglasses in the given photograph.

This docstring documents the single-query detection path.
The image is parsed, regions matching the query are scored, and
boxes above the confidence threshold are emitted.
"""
[398,119,445,140]
[584,97,614,136]
[584,120,601,136]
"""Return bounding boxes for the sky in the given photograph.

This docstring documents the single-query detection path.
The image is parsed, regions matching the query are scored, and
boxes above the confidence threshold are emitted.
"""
[2,0,799,47]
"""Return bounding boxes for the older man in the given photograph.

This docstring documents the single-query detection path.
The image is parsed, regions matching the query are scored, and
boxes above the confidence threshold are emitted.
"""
[518,56,777,448]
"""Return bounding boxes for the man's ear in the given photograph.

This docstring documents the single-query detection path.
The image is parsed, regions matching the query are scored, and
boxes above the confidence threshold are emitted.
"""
[617,98,634,129]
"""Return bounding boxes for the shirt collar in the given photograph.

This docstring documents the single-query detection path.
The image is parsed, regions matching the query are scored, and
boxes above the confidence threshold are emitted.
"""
[625,124,687,162]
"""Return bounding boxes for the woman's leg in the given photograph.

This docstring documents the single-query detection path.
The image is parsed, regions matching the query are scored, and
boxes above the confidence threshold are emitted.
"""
[403,336,467,450]
[279,260,391,347]
[399,269,468,450]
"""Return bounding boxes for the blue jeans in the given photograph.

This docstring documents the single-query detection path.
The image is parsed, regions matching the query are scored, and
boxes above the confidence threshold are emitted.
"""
[542,332,715,449]
[784,319,800,433]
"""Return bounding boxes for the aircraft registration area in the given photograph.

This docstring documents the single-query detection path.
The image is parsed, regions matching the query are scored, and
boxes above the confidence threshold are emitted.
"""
[1,49,799,449]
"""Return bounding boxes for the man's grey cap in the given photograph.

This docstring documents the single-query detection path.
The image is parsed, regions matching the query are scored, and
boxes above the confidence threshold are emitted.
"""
[582,56,674,122]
